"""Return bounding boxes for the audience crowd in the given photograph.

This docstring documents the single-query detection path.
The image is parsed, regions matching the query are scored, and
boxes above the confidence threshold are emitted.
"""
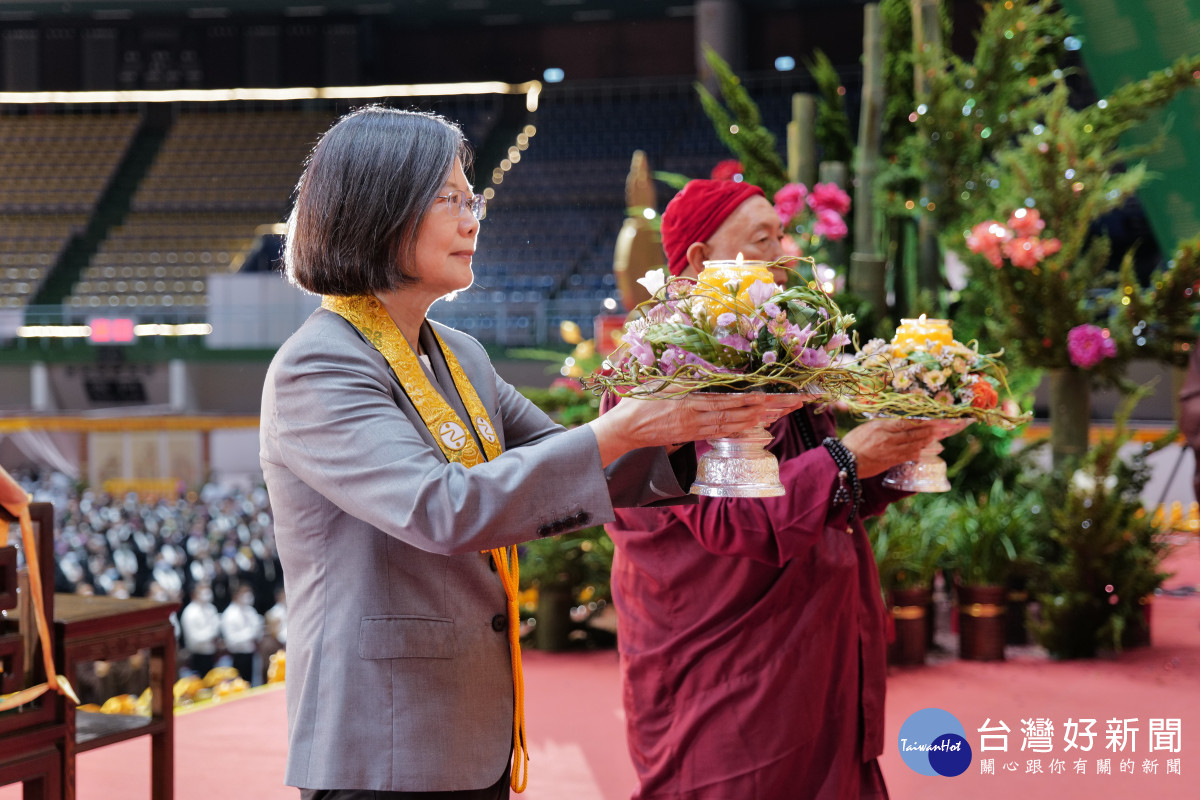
[11,468,285,697]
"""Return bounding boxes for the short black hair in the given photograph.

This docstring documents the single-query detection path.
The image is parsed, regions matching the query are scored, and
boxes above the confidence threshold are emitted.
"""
[284,106,471,295]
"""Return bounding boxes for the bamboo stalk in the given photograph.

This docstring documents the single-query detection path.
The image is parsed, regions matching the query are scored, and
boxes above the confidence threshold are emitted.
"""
[791,93,817,188]
[852,2,888,318]
[912,0,944,298]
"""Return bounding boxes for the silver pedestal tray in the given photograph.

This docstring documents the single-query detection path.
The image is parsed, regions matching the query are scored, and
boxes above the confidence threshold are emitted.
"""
[879,418,972,493]
[691,423,785,497]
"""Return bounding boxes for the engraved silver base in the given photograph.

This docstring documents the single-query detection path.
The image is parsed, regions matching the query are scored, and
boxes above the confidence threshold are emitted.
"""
[691,423,786,497]
[882,442,951,493]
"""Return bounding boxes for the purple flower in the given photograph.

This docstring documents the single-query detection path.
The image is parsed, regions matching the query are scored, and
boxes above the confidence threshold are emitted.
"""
[1067,324,1118,369]
[659,346,734,376]
[716,312,737,328]
[798,347,831,368]
[762,351,778,364]
[762,302,783,319]
[826,332,850,349]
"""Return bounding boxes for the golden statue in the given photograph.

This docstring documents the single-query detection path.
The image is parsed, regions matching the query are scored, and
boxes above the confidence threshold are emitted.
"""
[612,150,663,312]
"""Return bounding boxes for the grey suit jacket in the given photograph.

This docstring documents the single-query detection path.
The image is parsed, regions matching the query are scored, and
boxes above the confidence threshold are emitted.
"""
[260,308,692,792]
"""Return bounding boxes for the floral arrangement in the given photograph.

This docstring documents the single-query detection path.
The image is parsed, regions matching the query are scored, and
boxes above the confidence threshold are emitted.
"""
[839,335,1029,428]
[583,258,878,397]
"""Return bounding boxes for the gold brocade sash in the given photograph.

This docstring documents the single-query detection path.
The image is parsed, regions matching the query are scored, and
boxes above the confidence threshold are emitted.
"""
[322,294,529,793]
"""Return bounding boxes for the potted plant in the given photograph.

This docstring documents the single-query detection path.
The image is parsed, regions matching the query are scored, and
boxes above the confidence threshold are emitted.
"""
[869,495,952,666]
[946,479,1040,661]
[1031,392,1174,658]
[517,526,615,652]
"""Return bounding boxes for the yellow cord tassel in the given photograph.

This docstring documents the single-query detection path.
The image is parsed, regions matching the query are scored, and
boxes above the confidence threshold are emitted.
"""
[0,488,79,713]
[490,544,529,793]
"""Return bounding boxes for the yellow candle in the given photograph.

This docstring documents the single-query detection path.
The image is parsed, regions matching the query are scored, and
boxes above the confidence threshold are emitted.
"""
[892,315,954,355]
[694,258,777,318]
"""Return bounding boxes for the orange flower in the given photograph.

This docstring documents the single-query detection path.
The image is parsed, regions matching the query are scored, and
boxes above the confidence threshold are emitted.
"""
[971,381,999,409]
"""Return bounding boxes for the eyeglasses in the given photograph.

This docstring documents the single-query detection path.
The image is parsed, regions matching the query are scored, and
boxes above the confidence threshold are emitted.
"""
[435,190,487,221]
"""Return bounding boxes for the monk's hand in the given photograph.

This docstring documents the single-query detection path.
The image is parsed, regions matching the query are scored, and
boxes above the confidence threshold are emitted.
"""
[839,419,941,479]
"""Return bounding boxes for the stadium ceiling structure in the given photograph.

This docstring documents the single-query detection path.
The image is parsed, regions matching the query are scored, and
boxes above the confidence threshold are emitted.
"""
[0,0,846,26]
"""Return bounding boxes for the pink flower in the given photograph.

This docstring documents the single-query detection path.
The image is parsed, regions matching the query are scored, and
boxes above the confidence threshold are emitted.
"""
[623,331,656,367]
[718,334,752,352]
[710,159,744,182]
[826,332,851,349]
[1067,324,1118,369]
[966,221,1010,268]
[1008,208,1046,237]
[773,183,808,225]
[807,182,851,216]
[747,280,779,307]
[762,351,778,364]
[813,208,848,241]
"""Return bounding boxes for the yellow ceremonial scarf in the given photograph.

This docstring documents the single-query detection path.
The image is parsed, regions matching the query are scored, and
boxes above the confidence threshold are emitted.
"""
[322,294,529,793]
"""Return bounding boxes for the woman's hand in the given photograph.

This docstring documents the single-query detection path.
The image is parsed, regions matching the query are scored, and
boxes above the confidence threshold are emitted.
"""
[840,419,943,479]
[589,392,797,467]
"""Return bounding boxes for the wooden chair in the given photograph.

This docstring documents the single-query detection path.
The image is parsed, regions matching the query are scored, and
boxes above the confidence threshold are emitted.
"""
[0,502,69,800]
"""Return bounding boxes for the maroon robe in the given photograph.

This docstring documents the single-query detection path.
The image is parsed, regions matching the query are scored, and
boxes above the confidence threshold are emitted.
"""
[607,407,906,799]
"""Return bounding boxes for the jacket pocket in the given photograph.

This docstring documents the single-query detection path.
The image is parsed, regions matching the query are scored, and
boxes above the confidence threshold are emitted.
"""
[358,615,457,660]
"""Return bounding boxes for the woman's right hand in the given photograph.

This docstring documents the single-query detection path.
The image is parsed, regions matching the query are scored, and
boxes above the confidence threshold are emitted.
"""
[589,392,798,467]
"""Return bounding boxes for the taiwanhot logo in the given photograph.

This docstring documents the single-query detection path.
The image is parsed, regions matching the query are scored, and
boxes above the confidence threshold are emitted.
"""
[897,708,972,777]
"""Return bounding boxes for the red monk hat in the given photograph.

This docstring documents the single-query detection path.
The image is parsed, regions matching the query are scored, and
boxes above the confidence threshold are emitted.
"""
[660,178,766,276]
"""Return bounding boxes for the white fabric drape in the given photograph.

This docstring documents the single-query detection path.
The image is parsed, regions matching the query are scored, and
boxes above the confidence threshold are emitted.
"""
[2,429,80,480]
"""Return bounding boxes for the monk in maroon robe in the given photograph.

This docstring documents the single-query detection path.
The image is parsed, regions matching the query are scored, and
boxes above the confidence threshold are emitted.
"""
[607,179,945,799]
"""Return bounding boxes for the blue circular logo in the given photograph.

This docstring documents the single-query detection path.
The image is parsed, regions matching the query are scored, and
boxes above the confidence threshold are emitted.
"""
[898,708,972,777]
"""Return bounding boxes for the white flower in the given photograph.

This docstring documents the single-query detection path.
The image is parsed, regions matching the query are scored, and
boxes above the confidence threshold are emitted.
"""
[892,373,913,390]
[1070,469,1097,495]
[922,369,948,388]
[861,338,888,356]
[636,269,667,297]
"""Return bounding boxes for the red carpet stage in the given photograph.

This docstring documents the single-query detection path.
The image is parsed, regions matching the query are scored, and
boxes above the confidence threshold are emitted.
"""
[4,541,1197,800]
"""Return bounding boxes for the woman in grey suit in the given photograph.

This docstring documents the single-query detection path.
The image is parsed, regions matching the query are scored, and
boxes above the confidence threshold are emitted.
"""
[260,106,791,800]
